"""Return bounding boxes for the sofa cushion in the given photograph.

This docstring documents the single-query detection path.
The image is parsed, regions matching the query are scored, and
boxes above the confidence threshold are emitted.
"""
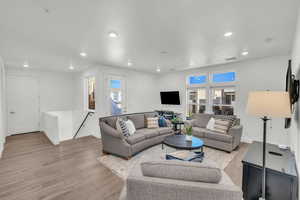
[204,129,233,143]
[193,113,213,128]
[126,133,146,144]
[135,128,160,139]
[192,127,206,137]
[128,114,145,129]
[141,160,222,183]
[156,127,173,135]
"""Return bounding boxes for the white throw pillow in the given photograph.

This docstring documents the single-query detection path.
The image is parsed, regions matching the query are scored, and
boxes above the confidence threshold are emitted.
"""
[125,119,136,135]
[206,118,215,130]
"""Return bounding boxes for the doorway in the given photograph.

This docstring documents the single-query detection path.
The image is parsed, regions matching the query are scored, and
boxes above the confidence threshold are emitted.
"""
[107,75,127,115]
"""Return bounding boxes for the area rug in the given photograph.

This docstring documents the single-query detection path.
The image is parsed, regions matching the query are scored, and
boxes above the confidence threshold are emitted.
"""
[97,144,238,180]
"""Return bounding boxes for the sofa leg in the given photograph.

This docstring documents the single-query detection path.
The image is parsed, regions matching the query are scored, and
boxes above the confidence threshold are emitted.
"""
[102,150,109,155]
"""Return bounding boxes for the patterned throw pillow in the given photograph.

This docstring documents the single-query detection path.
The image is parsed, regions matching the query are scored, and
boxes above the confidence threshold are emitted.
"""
[116,118,130,137]
[215,115,236,128]
[213,119,231,134]
[147,117,159,129]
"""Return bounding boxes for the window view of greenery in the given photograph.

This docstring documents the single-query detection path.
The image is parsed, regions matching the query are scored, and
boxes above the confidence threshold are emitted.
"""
[212,88,235,115]
[88,77,96,110]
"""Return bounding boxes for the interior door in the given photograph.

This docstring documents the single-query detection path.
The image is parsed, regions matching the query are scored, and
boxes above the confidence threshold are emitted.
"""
[7,76,40,135]
[107,76,127,115]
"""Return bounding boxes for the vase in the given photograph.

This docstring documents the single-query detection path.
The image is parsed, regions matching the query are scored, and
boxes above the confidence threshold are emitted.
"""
[185,135,192,141]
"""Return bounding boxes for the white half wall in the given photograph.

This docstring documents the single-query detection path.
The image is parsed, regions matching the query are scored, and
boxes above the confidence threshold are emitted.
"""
[72,65,159,138]
[157,55,290,145]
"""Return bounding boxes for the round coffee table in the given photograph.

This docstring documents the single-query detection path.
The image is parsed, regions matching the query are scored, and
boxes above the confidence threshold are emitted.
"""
[162,135,204,161]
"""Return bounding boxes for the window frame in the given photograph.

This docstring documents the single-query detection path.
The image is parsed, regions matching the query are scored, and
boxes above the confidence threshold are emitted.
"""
[185,70,237,117]
[186,87,209,116]
[210,86,236,115]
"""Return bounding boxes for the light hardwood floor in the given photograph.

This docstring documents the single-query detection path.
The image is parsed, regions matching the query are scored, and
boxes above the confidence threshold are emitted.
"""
[0,132,123,200]
[0,132,248,200]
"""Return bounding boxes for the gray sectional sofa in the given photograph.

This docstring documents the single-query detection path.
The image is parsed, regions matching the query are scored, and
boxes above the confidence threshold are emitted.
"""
[99,112,173,159]
[185,113,243,152]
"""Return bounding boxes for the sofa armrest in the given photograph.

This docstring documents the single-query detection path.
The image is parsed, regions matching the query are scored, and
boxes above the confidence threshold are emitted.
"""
[228,125,243,149]
[100,122,122,139]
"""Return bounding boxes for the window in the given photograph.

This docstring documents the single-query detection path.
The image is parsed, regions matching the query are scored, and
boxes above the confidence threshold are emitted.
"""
[87,77,96,110]
[186,71,236,117]
[187,88,207,116]
[212,72,235,83]
[211,87,235,115]
[189,75,207,85]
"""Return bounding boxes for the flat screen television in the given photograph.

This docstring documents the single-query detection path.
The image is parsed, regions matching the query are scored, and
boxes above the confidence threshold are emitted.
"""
[160,91,180,105]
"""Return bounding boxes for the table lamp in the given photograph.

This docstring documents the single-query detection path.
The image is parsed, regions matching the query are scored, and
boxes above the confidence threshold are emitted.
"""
[246,91,291,200]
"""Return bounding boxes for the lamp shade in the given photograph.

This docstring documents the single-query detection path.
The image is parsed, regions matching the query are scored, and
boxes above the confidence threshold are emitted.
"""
[246,91,292,118]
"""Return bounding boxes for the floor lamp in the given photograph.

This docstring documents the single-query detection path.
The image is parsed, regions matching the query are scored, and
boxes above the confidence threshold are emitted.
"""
[246,91,291,200]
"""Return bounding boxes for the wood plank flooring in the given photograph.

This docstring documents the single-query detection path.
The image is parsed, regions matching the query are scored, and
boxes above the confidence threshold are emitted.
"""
[0,132,123,200]
[0,132,248,200]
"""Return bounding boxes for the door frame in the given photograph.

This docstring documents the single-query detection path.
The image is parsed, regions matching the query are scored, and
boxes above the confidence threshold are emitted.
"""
[105,73,127,116]
[6,75,41,135]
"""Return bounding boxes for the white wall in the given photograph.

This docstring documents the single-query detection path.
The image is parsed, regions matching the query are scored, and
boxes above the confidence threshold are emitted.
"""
[0,57,6,157]
[72,65,159,138]
[5,68,75,135]
[157,55,290,145]
[290,7,300,167]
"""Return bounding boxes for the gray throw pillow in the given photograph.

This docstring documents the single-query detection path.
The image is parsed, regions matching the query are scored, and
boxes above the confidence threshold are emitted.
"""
[141,160,222,183]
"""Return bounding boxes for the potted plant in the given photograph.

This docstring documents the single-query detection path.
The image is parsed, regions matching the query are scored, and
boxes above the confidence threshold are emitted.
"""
[185,125,193,141]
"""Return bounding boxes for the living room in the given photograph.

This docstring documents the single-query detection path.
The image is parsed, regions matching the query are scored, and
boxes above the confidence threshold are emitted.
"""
[0,0,299,200]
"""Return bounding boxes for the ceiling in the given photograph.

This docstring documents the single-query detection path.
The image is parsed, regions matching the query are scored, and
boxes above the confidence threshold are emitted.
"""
[0,0,298,73]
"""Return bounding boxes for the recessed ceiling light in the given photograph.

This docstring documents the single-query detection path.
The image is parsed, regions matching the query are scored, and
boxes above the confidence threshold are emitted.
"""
[156,67,161,72]
[69,65,74,70]
[23,63,29,68]
[108,31,119,38]
[224,32,233,37]
[241,51,249,56]
[127,61,132,66]
[80,52,87,57]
